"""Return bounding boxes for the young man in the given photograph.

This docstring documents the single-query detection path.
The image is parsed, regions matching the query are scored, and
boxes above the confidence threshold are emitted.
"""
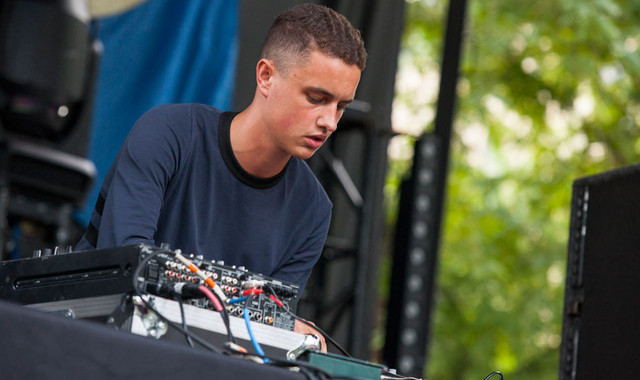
[76,3,366,343]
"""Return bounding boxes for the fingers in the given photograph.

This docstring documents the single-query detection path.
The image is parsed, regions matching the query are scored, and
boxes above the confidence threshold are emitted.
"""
[294,319,327,352]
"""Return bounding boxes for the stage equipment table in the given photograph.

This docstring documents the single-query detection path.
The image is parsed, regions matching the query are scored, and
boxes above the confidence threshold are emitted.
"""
[0,300,305,380]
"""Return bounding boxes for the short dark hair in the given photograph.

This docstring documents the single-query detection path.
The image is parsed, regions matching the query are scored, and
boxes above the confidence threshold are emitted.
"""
[260,3,367,72]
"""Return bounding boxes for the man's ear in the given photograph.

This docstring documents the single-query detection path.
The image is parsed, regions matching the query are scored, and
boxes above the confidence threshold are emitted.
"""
[256,59,276,97]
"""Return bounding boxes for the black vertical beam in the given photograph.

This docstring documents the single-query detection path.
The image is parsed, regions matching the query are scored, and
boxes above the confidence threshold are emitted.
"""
[434,0,468,171]
[383,0,468,376]
[338,0,405,359]
[422,0,468,363]
[422,0,469,371]
[0,142,8,260]
[426,0,467,372]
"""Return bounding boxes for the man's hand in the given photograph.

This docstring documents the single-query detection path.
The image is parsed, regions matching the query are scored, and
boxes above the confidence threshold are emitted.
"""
[294,319,327,353]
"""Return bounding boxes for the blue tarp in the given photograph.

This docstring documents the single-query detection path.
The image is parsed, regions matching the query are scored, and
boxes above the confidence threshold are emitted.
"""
[77,0,239,225]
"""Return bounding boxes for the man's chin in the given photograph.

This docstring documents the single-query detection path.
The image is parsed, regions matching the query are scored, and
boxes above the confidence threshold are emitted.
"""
[292,147,319,161]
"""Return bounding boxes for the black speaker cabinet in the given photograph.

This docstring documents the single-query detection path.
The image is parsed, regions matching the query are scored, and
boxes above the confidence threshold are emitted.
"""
[559,163,640,380]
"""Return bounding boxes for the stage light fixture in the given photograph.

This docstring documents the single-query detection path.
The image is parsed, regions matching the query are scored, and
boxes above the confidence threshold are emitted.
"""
[0,0,97,142]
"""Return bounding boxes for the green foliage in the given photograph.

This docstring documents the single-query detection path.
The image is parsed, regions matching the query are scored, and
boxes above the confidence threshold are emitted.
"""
[386,0,640,379]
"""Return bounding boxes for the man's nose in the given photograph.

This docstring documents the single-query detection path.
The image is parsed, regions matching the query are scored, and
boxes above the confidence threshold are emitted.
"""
[318,107,340,132]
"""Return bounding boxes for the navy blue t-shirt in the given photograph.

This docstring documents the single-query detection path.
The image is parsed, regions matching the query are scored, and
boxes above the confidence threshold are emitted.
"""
[77,103,332,292]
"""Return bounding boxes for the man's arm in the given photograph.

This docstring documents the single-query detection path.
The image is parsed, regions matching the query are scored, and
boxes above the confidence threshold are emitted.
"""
[95,105,191,248]
[270,197,332,294]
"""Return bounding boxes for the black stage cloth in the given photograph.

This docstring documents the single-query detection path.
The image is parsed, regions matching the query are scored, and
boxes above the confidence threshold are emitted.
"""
[0,299,305,380]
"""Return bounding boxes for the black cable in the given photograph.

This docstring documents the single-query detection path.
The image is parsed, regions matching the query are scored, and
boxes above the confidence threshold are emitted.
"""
[380,370,400,379]
[380,372,426,380]
[221,305,235,343]
[292,316,351,358]
[380,375,423,380]
[176,296,195,348]
[135,247,238,346]
[133,285,224,353]
[254,352,359,380]
[483,371,503,380]
[206,286,235,344]
[131,248,225,354]
[209,327,340,380]
[132,248,171,295]
[134,249,375,378]
[145,279,237,345]
[265,285,353,358]
[296,364,322,380]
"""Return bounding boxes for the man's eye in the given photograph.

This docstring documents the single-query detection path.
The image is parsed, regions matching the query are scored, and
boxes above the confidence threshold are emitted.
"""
[307,95,323,104]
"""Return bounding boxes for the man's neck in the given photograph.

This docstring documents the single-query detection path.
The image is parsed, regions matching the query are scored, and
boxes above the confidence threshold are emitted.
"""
[230,108,290,178]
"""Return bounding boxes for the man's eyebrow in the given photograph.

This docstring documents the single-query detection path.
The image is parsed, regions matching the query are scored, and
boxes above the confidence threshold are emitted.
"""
[306,87,354,103]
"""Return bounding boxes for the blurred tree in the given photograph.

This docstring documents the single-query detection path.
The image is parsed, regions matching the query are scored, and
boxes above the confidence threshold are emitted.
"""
[386,0,640,379]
